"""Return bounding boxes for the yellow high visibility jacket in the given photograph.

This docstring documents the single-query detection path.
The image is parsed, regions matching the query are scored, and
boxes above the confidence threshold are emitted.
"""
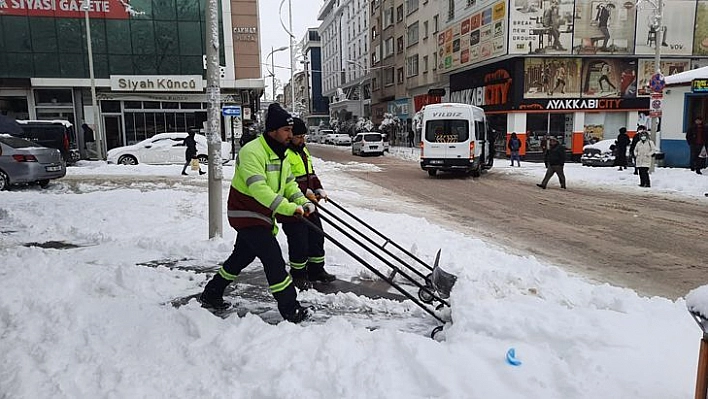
[227,135,308,233]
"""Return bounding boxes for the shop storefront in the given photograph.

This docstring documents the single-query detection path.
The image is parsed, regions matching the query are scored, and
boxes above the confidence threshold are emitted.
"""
[450,57,651,160]
[662,67,708,167]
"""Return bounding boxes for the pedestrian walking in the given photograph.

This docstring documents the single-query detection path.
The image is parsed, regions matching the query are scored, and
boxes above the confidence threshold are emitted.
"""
[686,116,707,174]
[614,127,630,170]
[179,131,205,176]
[279,117,336,290]
[537,137,566,189]
[633,131,656,187]
[630,126,644,174]
[508,132,522,167]
[199,103,315,323]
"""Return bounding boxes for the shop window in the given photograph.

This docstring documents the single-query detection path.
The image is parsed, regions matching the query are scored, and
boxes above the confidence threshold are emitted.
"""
[34,89,73,106]
[125,101,142,109]
[180,102,202,109]
[144,101,161,109]
[526,113,569,152]
[101,101,122,113]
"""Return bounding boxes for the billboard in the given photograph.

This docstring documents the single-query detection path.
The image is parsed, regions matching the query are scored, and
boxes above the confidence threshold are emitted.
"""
[572,0,637,54]
[0,0,138,18]
[523,58,582,98]
[636,59,690,95]
[580,58,637,98]
[635,0,696,55]
[438,0,507,72]
[695,0,708,55]
[509,0,574,54]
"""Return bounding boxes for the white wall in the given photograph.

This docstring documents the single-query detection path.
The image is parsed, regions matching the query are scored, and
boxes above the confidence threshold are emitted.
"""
[662,85,692,140]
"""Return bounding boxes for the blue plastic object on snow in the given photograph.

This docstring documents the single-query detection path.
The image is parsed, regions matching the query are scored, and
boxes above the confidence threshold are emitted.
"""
[506,348,522,366]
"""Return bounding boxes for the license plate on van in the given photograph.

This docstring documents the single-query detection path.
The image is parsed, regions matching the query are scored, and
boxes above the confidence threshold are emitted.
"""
[46,165,61,172]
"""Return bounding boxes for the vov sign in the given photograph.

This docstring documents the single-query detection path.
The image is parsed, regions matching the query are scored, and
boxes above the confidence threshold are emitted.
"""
[222,105,242,117]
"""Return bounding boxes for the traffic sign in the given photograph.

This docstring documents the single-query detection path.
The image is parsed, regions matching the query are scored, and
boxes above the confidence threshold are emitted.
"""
[649,92,663,117]
[222,105,242,117]
[649,73,665,93]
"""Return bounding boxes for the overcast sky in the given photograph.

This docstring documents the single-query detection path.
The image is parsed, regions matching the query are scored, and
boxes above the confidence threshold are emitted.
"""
[258,0,323,99]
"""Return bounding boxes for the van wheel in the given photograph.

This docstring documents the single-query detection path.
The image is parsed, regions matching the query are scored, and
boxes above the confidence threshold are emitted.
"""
[0,171,8,191]
[118,155,138,165]
[38,179,50,188]
[427,170,437,177]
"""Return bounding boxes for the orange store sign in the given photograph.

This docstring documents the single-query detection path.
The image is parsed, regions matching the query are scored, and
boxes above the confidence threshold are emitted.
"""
[0,0,132,19]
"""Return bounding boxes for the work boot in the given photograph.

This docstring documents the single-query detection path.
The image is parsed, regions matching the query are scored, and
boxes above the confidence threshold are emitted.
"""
[198,274,231,310]
[536,183,546,189]
[290,268,313,290]
[284,304,311,323]
[181,172,188,176]
[199,170,206,175]
[309,269,336,283]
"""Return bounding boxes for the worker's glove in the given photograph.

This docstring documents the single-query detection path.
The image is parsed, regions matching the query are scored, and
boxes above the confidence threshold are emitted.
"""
[303,202,317,216]
[294,206,305,216]
[305,188,318,202]
[315,188,328,201]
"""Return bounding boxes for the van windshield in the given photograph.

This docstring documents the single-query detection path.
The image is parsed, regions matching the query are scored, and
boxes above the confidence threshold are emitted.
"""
[425,120,469,143]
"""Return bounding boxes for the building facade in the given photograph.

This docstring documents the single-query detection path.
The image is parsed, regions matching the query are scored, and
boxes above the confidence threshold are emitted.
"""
[0,0,264,157]
[301,27,330,129]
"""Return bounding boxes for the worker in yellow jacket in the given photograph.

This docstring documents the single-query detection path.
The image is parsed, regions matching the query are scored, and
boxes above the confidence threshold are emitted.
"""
[278,118,336,290]
[199,103,314,323]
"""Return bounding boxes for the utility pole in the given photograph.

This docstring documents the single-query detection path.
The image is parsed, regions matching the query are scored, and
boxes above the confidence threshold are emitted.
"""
[288,0,296,114]
[82,4,104,160]
[649,0,664,172]
[205,0,223,238]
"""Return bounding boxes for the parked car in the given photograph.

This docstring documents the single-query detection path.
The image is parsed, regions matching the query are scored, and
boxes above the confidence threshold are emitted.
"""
[14,120,80,165]
[581,139,634,167]
[0,134,66,190]
[107,132,218,165]
[314,129,334,144]
[327,133,352,146]
[351,132,385,156]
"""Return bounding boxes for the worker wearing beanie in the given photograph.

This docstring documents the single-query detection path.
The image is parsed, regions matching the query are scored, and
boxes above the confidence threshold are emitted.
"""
[278,117,336,290]
[199,103,315,323]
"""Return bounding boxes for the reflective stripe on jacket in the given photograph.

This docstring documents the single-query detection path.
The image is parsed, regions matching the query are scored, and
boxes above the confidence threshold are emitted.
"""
[227,135,308,232]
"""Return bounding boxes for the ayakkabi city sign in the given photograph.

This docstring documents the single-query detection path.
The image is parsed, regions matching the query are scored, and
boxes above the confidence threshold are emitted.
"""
[110,75,204,92]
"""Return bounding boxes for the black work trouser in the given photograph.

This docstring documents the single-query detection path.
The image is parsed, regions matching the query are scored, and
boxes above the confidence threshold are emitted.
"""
[282,212,326,276]
[222,226,298,317]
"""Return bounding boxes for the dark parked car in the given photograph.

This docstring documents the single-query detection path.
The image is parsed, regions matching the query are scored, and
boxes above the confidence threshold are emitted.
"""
[581,139,634,167]
[14,120,80,165]
[0,134,66,190]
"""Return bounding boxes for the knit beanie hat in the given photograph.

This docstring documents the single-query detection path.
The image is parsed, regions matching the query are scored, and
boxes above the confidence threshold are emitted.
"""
[265,103,293,132]
[292,117,308,136]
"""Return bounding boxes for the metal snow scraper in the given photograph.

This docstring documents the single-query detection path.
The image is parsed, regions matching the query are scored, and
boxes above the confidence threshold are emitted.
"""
[299,197,458,340]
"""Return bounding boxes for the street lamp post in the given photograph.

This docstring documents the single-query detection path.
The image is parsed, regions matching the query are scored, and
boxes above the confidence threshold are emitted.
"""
[279,0,296,113]
[266,46,289,102]
[639,0,664,171]
[205,0,222,238]
[82,4,104,160]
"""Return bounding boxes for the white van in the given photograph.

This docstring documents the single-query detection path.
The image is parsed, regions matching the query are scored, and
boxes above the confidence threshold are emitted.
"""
[419,103,494,177]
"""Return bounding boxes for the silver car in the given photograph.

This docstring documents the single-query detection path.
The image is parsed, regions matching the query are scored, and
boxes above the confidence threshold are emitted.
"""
[0,134,66,190]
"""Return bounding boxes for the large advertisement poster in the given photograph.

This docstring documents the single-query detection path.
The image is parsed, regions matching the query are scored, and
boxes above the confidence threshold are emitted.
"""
[636,59,690,95]
[580,58,637,97]
[695,0,708,55]
[0,0,137,18]
[509,0,574,54]
[438,0,507,72]
[635,0,695,55]
[572,0,637,54]
[523,58,582,98]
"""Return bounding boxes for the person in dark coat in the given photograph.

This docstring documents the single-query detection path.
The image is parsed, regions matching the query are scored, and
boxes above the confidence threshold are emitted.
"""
[629,126,644,175]
[507,132,522,167]
[614,127,630,170]
[686,116,707,174]
[179,131,205,176]
[537,137,566,189]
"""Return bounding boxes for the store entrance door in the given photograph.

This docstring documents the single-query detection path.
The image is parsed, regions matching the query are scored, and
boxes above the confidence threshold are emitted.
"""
[103,115,123,151]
